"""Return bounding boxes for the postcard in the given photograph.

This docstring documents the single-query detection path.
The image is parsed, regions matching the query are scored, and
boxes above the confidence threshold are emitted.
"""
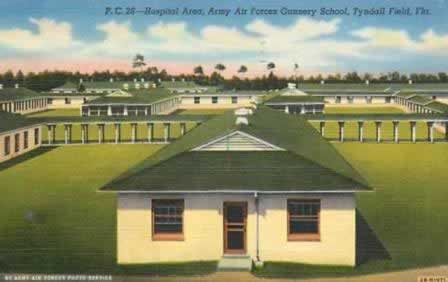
[0,0,447,281]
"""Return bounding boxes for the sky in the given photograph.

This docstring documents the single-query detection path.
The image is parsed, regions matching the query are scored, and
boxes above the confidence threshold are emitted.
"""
[0,0,447,77]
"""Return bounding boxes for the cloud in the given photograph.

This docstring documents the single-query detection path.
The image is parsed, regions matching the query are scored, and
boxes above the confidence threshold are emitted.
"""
[352,27,448,54]
[0,17,77,51]
[1,17,448,74]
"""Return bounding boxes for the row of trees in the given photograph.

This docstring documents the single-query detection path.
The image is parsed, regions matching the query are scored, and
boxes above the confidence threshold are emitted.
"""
[0,53,446,92]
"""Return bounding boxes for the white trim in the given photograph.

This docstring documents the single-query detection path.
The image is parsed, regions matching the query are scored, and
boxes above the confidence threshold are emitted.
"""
[191,130,285,151]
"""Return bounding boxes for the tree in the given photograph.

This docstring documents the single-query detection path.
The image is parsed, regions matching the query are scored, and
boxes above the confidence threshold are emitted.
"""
[193,65,204,76]
[132,54,146,72]
[267,62,276,71]
[215,63,226,74]
[237,65,247,77]
[438,72,448,82]
[78,83,86,92]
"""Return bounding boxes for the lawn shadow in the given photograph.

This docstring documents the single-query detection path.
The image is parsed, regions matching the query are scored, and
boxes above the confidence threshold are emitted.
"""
[356,209,391,266]
[0,147,56,172]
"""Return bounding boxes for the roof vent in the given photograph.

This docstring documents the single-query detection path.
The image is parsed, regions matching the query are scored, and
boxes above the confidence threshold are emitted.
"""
[15,83,19,89]
[235,108,252,126]
[110,78,114,83]
[288,83,297,89]
[141,78,145,82]
[0,84,3,89]
[409,79,413,85]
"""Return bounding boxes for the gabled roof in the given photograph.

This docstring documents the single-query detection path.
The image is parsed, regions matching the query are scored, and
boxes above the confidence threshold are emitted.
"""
[0,111,40,134]
[426,101,448,113]
[0,88,44,102]
[101,106,369,193]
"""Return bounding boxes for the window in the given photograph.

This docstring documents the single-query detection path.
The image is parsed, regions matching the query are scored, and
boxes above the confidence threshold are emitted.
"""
[385,97,391,104]
[231,96,238,104]
[34,128,39,145]
[47,98,53,105]
[212,96,218,104]
[335,96,341,104]
[65,98,71,104]
[287,199,320,241]
[14,133,20,153]
[152,199,184,240]
[347,96,354,104]
[365,96,372,104]
[23,131,28,149]
[194,97,200,104]
[4,136,10,156]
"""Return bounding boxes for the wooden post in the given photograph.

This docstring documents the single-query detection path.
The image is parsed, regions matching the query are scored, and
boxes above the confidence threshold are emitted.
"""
[338,121,345,142]
[98,124,105,144]
[114,123,121,144]
[47,124,53,145]
[164,123,171,143]
[358,121,364,142]
[427,121,434,143]
[131,123,137,143]
[180,122,186,136]
[445,122,448,141]
[147,123,154,143]
[64,124,71,144]
[410,121,417,143]
[375,121,382,143]
[392,121,399,143]
[319,121,325,137]
[81,124,88,144]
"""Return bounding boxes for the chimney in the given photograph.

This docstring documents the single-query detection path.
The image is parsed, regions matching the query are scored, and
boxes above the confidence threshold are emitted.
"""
[133,78,137,83]
[287,83,296,89]
[144,83,149,89]
[110,78,114,83]
[409,79,413,85]
[15,83,19,89]
[171,78,175,82]
[141,78,145,82]
[158,78,161,83]
[182,78,185,82]
[0,84,3,89]
[234,108,252,126]
[320,80,325,85]
[80,78,83,83]
[365,80,369,85]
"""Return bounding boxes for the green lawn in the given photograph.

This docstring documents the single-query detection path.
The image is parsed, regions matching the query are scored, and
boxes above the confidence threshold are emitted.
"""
[0,145,216,275]
[26,109,81,117]
[254,143,448,278]
[1,135,448,277]
[324,106,405,114]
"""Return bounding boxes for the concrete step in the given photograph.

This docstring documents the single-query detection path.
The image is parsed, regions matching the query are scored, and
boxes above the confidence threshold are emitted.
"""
[217,255,253,271]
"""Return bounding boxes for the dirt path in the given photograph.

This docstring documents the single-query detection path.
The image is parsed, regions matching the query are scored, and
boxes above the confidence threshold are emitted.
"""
[115,265,448,282]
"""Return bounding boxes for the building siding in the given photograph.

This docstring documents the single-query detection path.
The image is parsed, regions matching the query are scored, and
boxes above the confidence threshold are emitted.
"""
[0,125,41,163]
[116,193,356,266]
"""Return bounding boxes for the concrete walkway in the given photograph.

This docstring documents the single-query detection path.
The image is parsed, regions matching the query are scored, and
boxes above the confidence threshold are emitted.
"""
[115,265,448,282]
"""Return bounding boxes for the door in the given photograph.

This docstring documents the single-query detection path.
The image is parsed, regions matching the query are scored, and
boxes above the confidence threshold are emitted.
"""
[223,202,247,254]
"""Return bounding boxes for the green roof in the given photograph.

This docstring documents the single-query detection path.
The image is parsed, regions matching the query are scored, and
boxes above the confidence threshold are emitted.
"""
[265,95,324,104]
[29,114,210,124]
[102,106,369,192]
[395,92,416,98]
[54,81,78,89]
[85,89,174,105]
[425,101,448,113]
[408,95,433,105]
[306,113,448,121]
[55,81,154,90]
[160,81,203,89]
[0,111,40,134]
[0,88,44,101]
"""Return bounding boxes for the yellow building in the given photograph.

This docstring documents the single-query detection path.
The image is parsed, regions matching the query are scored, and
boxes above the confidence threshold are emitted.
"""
[102,106,370,269]
[0,112,41,163]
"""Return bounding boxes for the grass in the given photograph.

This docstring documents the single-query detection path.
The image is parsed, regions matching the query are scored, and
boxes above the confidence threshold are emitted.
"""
[254,143,448,278]
[26,109,81,117]
[0,145,216,275]
[324,106,405,114]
